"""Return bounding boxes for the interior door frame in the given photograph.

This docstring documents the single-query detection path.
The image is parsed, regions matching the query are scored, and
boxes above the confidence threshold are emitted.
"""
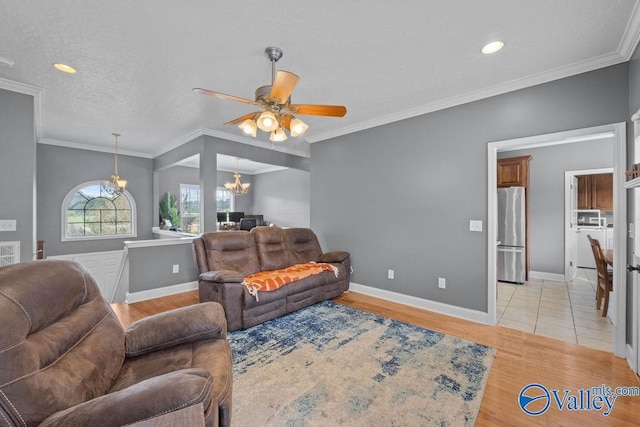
[563,168,613,281]
[487,123,627,358]
[566,174,579,282]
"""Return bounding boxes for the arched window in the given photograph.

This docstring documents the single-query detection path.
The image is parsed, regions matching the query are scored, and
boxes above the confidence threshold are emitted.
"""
[62,181,137,241]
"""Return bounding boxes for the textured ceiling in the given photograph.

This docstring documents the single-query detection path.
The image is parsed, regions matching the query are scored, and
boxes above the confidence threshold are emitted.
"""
[0,1,639,157]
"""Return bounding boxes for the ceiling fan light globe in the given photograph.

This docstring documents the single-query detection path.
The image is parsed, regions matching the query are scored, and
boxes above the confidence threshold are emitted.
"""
[290,118,309,137]
[238,119,257,137]
[270,128,287,142]
[257,111,279,132]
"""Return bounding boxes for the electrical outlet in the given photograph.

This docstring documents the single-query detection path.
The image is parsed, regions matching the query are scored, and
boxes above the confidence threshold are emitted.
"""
[387,269,394,279]
[172,264,179,274]
[469,220,483,232]
[0,220,16,232]
[438,277,446,289]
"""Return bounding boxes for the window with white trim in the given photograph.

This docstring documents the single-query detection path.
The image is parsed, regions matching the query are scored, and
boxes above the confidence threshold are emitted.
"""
[62,181,136,241]
[216,187,234,212]
[180,184,200,234]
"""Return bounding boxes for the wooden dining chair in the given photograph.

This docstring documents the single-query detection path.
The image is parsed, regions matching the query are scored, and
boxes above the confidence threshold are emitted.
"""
[587,234,613,317]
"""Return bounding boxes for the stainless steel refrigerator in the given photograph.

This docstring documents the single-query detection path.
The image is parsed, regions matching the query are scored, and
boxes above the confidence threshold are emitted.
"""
[497,187,526,283]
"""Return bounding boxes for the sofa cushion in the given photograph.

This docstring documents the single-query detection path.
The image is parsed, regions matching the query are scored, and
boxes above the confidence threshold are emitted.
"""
[39,369,213,427]
[285,228,323,264]
[251,227,293,271]
[242,285,289,309]
[285,269,342,296]
[201,231,260,277]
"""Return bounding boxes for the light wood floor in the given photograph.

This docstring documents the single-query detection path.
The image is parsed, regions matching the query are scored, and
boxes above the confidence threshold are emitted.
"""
[112,290,640,426]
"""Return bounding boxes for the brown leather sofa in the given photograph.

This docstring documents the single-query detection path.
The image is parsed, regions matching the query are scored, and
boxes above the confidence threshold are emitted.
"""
[0,259,232,427]
[193,227,351,332]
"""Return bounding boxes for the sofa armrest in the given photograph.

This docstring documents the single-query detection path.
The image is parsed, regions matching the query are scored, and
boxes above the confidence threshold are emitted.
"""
[125,302,227,358]
[319,250,350,263]
[39,369,212,427]
[199,269,245,283]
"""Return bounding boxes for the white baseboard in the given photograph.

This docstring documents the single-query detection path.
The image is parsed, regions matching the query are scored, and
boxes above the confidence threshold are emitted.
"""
[126,281,198,304]
[626,344,638,374]
[348,282,489,324]
[529,271,566,282]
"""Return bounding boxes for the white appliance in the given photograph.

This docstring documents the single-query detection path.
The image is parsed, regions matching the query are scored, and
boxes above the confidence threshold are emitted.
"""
[497,187,526,283]
[576,227,606,268]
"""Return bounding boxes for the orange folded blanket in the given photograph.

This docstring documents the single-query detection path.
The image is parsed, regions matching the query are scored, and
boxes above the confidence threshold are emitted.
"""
[243,262,339,301]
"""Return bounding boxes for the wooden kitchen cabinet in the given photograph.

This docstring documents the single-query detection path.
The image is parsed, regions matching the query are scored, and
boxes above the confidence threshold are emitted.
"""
[577,173,613,211]
[497,155,532,280]
[497,155,532,187]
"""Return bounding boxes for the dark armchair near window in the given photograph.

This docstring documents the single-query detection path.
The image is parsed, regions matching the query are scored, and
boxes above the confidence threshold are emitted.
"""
[0,260,232,427]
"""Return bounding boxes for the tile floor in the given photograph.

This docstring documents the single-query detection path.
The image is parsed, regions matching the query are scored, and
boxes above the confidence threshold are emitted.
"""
[497,268,613,352]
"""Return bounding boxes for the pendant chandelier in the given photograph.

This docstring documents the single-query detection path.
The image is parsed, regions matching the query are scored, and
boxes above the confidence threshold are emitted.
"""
[224,158,250,196]
[102,133,127,197]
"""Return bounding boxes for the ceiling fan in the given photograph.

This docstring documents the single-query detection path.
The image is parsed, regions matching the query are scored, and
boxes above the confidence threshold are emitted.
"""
[193,47,347,142]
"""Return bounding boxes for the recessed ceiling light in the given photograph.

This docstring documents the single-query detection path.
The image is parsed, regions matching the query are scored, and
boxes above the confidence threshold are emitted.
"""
[53,63,77,74]
[481,41,504,54]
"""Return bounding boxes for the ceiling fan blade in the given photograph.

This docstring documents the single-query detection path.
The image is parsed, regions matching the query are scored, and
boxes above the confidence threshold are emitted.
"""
[290,104,347,117]
[269,71,300,104]
[193,88,257,105]
[223,112,260,125]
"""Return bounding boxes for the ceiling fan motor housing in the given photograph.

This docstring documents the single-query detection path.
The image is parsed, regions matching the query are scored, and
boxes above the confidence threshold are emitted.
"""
[255,85,273,103]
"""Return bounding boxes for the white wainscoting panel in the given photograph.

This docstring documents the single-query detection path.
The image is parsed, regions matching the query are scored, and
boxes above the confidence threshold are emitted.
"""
[48,250,124,298]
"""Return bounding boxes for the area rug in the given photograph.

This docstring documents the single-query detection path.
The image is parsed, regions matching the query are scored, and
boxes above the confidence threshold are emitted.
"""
[227,301,495,426]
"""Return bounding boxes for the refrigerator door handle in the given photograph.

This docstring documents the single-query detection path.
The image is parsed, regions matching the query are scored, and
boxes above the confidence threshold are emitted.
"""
[497,246,524,252]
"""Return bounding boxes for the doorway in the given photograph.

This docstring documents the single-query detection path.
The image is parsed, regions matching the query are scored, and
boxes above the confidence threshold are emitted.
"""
[487,123,626,358]
[565,168,614,283]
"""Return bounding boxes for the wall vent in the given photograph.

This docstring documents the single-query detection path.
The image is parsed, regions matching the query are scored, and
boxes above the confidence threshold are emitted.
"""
[0,241,20,267]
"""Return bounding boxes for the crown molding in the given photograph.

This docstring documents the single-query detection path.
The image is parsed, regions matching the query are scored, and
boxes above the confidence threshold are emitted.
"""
[619,0,640,60]
[0,77,40,96]
[152,128,205,158]
[39,138,153,158]
[216,165,288,175]
[307,50,629,143]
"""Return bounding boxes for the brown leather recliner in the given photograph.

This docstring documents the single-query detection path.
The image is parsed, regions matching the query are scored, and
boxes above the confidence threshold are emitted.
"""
[0,259,232,427]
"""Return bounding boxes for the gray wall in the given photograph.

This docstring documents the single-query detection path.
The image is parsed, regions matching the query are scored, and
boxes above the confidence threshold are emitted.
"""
[0,89,35,262]
[498,138,613,274]
[158,165,199,205]
[37,144,154,256]
[311,63,629,313]
[253,168,311,227]
[128,243,197,292]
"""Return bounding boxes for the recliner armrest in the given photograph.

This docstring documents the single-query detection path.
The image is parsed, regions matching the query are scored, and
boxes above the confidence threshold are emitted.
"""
[125,302,227,358]
[319,250,350,263]
[199,269,245,283]
[39,369,211,427]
